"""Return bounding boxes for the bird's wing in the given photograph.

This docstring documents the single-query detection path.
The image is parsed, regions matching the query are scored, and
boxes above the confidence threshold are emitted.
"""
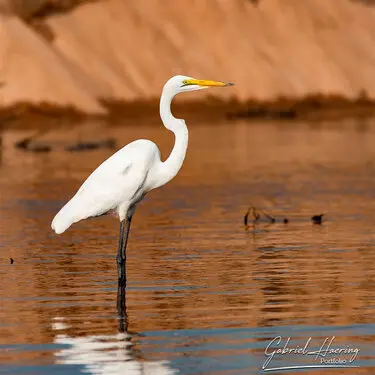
[71,140,158,216]
[52,140,159,233]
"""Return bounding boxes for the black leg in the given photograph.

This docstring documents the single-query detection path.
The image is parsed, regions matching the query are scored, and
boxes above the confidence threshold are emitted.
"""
[116,214,133,287]
[117,279,128,333]
[117,220,125,276]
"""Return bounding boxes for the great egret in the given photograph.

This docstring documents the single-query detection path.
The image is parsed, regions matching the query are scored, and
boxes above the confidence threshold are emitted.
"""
[51,75,234,285]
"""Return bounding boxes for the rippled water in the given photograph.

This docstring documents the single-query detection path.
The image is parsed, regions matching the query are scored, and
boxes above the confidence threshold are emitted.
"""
[1,118,375,374]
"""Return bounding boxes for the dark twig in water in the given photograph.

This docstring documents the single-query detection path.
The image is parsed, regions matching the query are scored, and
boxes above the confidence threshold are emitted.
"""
[15,129,116,153]
[259,209,276,223]
[244,207,261,226]
[244,206,290,226]
[244,209,250,226]
[311,214,325,225]
[245,207,326,227]
[10,258,14,264]
[65,139,116,152]
[15,137,52,152]
[251,207,261,222]
[15,129,51,152]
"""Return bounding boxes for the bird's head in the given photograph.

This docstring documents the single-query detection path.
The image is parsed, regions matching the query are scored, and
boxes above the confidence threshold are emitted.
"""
[163,75,234,94]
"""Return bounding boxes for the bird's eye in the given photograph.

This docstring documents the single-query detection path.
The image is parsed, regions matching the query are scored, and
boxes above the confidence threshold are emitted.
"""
[182,80,188,86]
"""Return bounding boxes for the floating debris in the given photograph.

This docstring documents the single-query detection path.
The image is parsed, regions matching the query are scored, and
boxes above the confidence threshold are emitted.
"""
[244,210,249,226]
[65,139,116,152]
[311,214,324,225]
[15,129,116,153]
[244,207,261,225]
[10,258,14,264]
[245,207,327,227]
[244,206,277,225]
[260,209,276,224]
[15,137,52,152]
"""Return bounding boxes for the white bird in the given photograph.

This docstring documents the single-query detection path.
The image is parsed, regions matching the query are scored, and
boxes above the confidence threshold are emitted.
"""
[51,75,234,285]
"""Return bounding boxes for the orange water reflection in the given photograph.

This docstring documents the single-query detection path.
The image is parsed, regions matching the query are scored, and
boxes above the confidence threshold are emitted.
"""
[0,119,375,374]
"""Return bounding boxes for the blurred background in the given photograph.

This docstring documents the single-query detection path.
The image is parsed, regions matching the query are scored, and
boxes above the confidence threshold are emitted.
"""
[1,1,375,374]
[2,0,375,115]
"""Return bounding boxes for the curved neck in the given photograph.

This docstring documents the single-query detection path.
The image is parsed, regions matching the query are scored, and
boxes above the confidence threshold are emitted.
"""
[155,90,188,188]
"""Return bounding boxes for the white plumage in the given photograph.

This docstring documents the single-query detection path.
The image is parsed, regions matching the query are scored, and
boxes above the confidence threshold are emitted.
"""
[51,140,160,234]
[51,75,233,282]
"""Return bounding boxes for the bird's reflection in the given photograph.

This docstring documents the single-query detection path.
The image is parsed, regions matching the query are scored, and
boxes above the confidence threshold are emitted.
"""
[52,281,176,375]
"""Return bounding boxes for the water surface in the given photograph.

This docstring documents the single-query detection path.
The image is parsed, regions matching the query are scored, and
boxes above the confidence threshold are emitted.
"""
[1,119,375,374]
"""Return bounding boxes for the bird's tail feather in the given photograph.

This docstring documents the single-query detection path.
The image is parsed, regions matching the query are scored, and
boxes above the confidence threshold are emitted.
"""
[51,194,115,234]
[51,200,78,234]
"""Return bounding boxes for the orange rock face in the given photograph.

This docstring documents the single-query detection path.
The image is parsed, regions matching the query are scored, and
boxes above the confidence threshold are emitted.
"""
[1,0,375,114]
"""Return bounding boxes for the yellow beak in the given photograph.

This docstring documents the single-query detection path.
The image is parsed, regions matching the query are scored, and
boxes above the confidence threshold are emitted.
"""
[183,79,234,87]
